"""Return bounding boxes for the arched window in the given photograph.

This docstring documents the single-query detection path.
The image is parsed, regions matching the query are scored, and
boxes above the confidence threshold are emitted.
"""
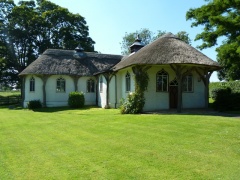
[156,69,168,92]
[30,77,35,92]
[125,72,131,92]
[87,79,95,93]
[99,76,103,92]
[183,75,193,92]
[56,77,65,92]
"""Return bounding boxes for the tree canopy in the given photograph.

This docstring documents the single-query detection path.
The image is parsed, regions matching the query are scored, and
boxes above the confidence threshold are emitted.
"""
[120,29,191,55]
[186,0,240,81]
[0,0,95,87]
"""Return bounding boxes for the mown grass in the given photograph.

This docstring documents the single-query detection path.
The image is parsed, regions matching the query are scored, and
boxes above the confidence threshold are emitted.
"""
[0,106,240,179]
[0,91,21,97]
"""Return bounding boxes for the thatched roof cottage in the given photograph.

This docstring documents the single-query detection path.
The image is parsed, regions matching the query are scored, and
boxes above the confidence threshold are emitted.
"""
[19,33,221,112]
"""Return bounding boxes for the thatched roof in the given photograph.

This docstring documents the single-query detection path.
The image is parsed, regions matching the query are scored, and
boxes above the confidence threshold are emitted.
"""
[113,33,221,71]
[19,49,123,76]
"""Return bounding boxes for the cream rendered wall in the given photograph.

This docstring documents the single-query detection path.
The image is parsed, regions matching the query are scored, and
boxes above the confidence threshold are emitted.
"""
[115,65,205,111]
[23,75,43,107]
[78,77,96,105]
[182,71,205,108]
[108,75,116,108]
[144,66,173,111]
[114,68,135,108]
[45,75,75,107]
[98,75,107,108]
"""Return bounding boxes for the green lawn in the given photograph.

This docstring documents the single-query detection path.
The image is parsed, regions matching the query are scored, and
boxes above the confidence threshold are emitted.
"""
[0,91,21,97]
[0,107,239,179]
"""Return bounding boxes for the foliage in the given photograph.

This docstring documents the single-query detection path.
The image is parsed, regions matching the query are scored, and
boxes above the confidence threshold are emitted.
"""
[0,0,95,86]
[186,0,240,81]
[68,91,85,108]
[120,93,145,114]
[27,99,42,109]
[120,66,149,114]
[211,87,231,101]
[120,29,191,55]
[0,107,240,179]
[212,87,240,111]
[209,81,240,97]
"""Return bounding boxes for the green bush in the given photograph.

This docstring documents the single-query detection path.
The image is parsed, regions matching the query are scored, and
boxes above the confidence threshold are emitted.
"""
[27,100,42,109]
[212,87,240,111]
[68,91,85,108]
[209,81,240,97]
[211,87,231,101]
[120,93,145,114]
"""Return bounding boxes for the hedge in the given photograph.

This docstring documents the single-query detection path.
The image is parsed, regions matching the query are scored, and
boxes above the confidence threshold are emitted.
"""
[209,81,240,97]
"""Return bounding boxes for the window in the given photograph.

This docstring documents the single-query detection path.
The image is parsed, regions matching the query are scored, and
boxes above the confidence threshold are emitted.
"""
[125,72,131,92]
[87,79,95,92]
[30,77,35,92]
[183,75,193,92]
[99,76,103,92]
[56,77,65,92]
[156,69,168,92]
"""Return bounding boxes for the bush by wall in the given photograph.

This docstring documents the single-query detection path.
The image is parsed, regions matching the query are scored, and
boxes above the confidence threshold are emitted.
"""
[210,81,240,97]
[68,92,85,108]
[212,87,240,111]
[120,93,145,114]
[27,100,42,109]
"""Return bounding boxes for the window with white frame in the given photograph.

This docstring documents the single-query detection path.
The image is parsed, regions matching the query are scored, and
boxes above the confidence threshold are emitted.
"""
[56,77,65,92]
[183,75,193,92]
[99,76,103,92]
[125,72,131,92]
[87,79,95,93]
[30,77,35,92]
[156,69,168,92]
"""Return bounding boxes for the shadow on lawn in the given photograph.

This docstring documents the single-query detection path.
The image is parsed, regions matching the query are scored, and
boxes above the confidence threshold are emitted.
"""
[32,105,98,113]
[145,108,240,118]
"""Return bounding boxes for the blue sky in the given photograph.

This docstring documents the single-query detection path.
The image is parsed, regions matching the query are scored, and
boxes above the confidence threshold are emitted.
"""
[14,0,220,81]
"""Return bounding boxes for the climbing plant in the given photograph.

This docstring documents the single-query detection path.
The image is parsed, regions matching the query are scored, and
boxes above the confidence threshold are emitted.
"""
[120,66,150,114]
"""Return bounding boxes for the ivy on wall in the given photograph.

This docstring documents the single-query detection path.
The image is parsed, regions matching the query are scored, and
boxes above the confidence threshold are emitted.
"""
[120,66,150,114]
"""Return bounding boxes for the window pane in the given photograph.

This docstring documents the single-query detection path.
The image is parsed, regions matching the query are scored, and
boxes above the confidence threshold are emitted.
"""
[30,78,35,92]
[156,70,168,92]
[126,73,130,92]
[56,78,65,92]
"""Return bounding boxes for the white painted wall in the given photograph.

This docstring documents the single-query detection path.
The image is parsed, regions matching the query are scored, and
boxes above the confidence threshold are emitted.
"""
[78,77,96,105]
[23,65,206,110]
[23,75,97,107]
[114,65,206,111]
[98,75,107,108]
[23,75,43,107]
[182,71,205,108]
[45,75,74,107]
[144,66,172,111]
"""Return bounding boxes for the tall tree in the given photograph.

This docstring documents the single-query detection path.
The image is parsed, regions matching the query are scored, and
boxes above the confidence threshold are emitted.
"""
[186,0,240,81]
[120,29,191,55]
[0,0,95,87]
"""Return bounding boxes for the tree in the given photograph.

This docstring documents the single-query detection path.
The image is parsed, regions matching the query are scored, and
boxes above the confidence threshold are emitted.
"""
[0,0,95,87]
[120,29,191,55]
[186,0,240,81]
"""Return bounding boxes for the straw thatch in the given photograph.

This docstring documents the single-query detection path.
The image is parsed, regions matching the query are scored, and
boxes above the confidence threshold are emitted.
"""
[19,49,123,76]
[113,33,221,71]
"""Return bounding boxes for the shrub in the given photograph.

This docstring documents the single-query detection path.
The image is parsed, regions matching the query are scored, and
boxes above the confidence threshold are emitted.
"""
[209,81,240,97]
[212,87,240,111]
[27,100,42,109]
[120,93,145,114]
[211,87,231,101]
[68,91,85,108]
